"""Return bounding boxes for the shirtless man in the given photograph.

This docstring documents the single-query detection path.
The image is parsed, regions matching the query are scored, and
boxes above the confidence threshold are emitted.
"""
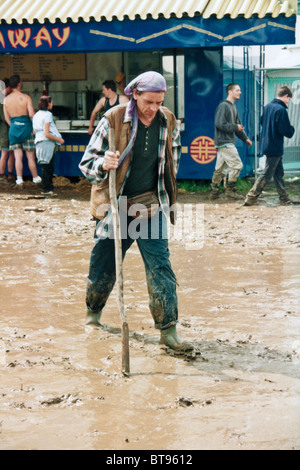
[4,75,41,186]
[88,80,128,135]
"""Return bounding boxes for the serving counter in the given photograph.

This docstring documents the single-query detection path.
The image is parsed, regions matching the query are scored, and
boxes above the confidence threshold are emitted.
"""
[54,120,97,177]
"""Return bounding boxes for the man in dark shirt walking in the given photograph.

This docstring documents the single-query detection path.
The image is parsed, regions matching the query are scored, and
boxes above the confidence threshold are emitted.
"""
[211,83,252,200]
[244,86,295,206]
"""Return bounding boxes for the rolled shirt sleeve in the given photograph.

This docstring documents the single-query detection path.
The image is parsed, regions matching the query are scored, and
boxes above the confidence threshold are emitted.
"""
[79,117,110,184]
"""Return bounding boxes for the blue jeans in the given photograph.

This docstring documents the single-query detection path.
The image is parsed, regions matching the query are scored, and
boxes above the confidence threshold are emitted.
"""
[86,210,178,330]
[246,156,288,201]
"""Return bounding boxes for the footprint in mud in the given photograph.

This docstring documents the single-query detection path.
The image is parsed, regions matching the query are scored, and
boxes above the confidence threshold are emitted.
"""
[40,393,81,407]
[163,345,203,361]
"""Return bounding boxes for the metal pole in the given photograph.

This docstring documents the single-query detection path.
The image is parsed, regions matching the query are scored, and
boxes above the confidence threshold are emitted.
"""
[254,65,258,179]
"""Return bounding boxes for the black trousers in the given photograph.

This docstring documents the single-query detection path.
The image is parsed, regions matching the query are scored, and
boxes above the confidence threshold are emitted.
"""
[41,152,55,192]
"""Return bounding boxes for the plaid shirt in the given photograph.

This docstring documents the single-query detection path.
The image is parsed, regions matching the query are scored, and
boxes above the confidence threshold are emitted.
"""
[79,105,181,234]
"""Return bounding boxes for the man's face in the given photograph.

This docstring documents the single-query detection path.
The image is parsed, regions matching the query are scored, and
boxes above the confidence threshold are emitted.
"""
[229,85,242,101]
[102,85,109,97]
[133,90,165,123]
[281,94,291,105]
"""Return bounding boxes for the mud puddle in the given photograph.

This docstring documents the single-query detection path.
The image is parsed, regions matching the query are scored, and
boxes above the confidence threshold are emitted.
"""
[0,180,299,450]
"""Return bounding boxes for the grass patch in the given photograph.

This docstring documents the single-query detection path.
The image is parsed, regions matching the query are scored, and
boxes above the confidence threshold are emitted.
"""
[177,177,300,196]
[177,178,252,195]
[285,178,300,196]
[177,179,211,194]
[236,178,253,194]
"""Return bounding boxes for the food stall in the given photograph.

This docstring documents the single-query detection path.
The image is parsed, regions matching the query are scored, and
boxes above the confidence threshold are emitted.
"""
[0,0,297,179]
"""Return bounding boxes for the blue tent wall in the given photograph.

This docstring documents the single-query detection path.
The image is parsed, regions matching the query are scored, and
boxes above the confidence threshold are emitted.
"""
[0,14,295,179]
[177,47,223,179]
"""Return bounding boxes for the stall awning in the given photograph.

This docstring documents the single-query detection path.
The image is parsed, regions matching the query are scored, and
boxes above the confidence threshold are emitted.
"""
[0,0,297,24]
[0,0,296,52]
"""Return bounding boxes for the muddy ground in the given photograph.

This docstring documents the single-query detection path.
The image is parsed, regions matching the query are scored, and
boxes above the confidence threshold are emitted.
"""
[0,177,299,450]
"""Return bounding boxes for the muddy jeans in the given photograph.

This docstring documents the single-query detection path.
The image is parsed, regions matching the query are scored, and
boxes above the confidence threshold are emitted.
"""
[86,210,178,330]
[246,156,288,202]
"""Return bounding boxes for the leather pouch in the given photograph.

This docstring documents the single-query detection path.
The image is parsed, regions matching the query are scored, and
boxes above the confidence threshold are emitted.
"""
[126,190,159,219]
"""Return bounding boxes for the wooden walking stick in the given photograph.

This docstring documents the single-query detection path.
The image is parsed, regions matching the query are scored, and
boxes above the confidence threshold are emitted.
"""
[108,128,130,375]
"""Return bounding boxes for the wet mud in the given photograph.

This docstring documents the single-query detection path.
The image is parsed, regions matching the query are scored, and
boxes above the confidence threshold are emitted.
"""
[0,178,299,450]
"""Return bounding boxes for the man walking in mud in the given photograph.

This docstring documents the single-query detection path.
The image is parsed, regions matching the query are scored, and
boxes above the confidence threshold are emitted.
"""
[210,82,252,200]
[244,85,295,206]
[79,71,193,352]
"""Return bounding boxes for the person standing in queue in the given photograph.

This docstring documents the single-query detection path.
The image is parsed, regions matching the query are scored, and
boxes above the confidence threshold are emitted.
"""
[0,78,15,185]
[33,95,64,195]
[3,74,41,187]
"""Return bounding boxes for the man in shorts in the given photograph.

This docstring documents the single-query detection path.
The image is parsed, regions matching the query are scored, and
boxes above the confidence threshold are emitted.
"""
[4,75,41,186]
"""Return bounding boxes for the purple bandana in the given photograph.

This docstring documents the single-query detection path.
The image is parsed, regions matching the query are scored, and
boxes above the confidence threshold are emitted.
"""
[118,71,166,166]
[124,71,167,114]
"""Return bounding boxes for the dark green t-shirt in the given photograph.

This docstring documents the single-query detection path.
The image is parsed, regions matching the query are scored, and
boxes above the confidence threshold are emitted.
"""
[123,115,159,197]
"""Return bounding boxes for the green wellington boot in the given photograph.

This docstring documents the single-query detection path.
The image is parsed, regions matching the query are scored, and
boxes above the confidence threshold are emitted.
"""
[160,325,194,351]
[86,311,102,326]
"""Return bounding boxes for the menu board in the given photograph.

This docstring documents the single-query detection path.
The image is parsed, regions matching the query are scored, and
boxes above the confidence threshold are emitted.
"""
[0,54,86,81]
